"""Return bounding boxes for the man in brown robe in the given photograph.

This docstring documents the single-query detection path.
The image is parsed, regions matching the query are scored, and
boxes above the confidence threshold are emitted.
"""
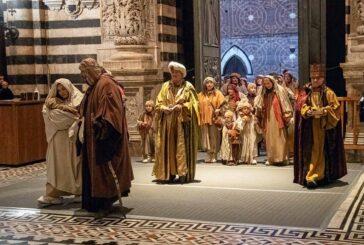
[294,64,346,188]
[78,58,133,212]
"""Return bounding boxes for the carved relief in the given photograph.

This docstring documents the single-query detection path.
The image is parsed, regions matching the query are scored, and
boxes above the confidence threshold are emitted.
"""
[44,0,99,18]
[203,56,220,84]
[101,0,154,45]
[125,96,139,128]
[357,0,364,34]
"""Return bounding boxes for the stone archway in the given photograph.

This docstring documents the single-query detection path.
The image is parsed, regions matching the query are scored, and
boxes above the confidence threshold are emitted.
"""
[221,45,253,77]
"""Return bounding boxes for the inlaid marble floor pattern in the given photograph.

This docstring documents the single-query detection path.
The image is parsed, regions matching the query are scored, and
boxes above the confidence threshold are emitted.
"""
[0,161,363,244]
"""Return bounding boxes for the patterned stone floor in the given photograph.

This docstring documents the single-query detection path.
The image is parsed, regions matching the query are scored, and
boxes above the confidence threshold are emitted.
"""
[0,162,46,188]
[0,162,363,244]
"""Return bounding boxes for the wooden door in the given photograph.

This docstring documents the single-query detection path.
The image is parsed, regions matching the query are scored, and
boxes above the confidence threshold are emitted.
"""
[193,0,221,91]
[298,0,326,84]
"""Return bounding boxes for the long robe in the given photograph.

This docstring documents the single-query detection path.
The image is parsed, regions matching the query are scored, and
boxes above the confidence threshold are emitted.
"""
[294,85,347,185]
[43,108,81,195]
[43,78,83,197]
[220,121,240,163]
[79,73,133,212]
[153,80,200,182]
[236,115,259,164]
[262,91,290,164]
[198,89,224,157]
[137,111,155,159]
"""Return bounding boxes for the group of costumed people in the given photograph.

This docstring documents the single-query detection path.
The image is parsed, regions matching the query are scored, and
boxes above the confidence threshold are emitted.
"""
[38,59,347,216]
[137,61,347,189]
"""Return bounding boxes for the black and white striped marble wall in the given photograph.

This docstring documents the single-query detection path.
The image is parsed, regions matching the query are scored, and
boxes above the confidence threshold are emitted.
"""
[157,0,183,80]
[2,0,101,95]
[1,0,183,95]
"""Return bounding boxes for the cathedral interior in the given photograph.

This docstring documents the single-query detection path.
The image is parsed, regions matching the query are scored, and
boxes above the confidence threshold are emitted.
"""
[0,0,364,244]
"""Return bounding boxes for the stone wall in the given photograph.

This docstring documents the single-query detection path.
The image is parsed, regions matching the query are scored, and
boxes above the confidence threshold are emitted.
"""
[1,0,183,96]
[3,0,100,95]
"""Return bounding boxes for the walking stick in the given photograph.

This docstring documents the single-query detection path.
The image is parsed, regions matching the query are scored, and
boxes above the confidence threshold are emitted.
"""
[107,161,126,218]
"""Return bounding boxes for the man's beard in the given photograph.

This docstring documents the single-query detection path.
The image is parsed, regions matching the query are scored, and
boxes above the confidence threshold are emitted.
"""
[84,75,96,86]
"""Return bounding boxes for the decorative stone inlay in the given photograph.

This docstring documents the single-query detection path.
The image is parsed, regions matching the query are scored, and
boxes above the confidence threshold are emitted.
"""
[0,173,363,244]
[43,0,99,19]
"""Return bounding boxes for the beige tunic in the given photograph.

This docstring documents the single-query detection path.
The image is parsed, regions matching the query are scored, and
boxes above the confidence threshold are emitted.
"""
[43,106,81,195]
[265,105,288,163]
[237,115,259,164]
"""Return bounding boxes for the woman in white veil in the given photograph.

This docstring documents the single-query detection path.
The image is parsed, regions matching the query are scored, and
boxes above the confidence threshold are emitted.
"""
[38,78,84,205]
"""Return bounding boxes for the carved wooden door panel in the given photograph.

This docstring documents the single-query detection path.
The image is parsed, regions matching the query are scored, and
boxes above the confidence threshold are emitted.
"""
[193,0,221,91]
[298,0,326,84]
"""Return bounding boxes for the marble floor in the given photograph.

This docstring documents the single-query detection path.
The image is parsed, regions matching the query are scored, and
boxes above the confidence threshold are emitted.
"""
[0,157,363,245]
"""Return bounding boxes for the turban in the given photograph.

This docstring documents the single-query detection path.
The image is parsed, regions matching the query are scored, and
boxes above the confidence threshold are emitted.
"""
[168,61,187,78]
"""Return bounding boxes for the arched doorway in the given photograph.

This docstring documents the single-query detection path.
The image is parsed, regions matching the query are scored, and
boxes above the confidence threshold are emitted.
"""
[221,45,252,77]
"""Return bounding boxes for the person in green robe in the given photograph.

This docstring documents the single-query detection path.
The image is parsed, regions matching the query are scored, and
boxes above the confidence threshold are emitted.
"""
[153,61,200,183]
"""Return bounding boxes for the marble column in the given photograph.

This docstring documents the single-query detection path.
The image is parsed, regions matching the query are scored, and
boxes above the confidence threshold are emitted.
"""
[98,0,163,155]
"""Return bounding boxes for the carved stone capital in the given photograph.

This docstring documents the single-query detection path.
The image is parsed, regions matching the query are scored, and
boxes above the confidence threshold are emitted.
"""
[101,0,155,45]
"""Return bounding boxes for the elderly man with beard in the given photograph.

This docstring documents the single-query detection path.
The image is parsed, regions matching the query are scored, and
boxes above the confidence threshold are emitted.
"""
[78,58,133,214]
[153,61,200,183]
[221,72,248,97]
[294,64,346,189]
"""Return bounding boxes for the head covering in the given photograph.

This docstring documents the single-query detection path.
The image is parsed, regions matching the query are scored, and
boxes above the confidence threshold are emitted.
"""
[237,101,252,111]
[254,75,292,115]
[79,58,102,71]
[227,83,240,102]
[203,76,216,85]
[240,77,248,86]
[263,75,276,87]
[230,72,241,79]
[79,58,105,86]
[284,72,293,78]
[46,78,84,107]
[247,83,256,90]
[310,64,325,77]
[168,61,187,78]
[224,110,234,118]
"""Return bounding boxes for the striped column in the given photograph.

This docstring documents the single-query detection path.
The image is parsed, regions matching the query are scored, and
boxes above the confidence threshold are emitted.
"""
[157,0,183,80]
